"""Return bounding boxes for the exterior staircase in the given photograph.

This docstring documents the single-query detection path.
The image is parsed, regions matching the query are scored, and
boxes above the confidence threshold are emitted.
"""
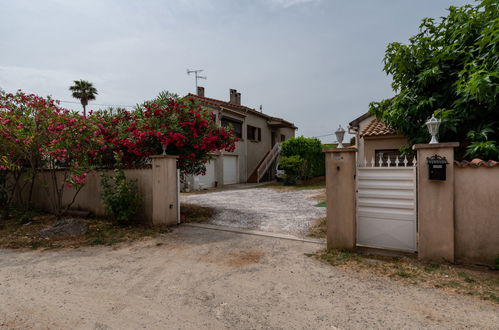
[247,143,281,183]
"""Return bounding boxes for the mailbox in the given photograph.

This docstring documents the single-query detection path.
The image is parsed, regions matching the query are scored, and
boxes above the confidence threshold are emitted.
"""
[427,155,448,181]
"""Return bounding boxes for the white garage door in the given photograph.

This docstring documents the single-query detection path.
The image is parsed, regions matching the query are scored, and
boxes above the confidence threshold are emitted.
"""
[196,160,216,189]
[223,155,238,185]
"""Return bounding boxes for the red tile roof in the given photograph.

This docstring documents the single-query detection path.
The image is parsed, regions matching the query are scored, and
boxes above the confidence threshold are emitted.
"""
[187,93,296,129]
[454,159,499,168]
[360,119,396,137]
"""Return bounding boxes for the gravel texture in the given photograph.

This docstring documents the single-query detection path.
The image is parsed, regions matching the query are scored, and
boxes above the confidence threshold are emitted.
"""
[181,187,326,237]
[0,226,497,329]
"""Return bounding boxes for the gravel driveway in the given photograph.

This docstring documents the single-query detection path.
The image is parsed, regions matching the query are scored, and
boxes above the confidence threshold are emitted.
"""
[1,226,497,329]
[181,187,326,237]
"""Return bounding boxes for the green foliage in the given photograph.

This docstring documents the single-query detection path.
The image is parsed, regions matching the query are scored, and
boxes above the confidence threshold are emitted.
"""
[101,168,142,225]
[369,0,499,160]
[278,155,304,185]
[281,137,324,178]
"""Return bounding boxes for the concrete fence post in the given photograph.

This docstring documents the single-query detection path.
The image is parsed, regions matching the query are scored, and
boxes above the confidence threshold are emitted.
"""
[324,148,357,250]
[150,155,179,226]
[413,142,459,263]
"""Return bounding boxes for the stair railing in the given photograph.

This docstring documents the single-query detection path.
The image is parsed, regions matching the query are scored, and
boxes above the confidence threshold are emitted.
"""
[256,143,281,183]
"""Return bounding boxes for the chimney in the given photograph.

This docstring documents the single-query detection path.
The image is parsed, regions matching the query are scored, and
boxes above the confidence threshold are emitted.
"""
[229,89,237,104]
[235,92,241,105]
[197,86,205,97]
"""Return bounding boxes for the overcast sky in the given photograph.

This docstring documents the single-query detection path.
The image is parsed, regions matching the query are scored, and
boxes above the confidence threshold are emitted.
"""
[0,0,472,142]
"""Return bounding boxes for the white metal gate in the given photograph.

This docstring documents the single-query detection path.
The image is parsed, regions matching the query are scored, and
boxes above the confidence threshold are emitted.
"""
[356,156,417,252]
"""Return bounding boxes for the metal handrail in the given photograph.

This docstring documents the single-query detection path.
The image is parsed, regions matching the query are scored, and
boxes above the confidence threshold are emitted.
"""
[256,143,281,183]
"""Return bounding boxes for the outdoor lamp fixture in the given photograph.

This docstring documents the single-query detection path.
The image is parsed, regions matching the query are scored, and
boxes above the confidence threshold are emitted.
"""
[162,144,167,155]
[335,125,345,148]
[425,114,442,144]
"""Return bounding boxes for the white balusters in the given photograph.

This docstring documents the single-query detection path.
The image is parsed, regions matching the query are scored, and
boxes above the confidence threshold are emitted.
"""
[403,155,408,167]
[387,156,392,167]
[395,156,400,167]
[412,156,417,167]
[378,154,383,167]
[371,157,375,167]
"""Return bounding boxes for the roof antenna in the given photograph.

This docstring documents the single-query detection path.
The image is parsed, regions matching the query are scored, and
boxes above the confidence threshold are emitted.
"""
[259,105,263,113]
[186,69,207,92]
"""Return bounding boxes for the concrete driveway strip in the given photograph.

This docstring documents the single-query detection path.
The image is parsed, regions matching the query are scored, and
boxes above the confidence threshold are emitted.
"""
[0,226,497,329]
[181,187,326,237]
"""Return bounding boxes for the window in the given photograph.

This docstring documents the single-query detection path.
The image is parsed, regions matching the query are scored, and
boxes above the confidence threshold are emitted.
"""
[221,117,242,138]
[280,134,286,142]
[247,125,261,141]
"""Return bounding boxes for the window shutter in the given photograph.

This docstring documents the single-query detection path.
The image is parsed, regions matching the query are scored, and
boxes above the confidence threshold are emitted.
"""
[257,128,261,141]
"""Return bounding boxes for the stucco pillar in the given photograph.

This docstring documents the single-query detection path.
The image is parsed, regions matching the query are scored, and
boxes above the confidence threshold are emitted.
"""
[151,155,179,226]
[413,142,458,262]
[324,148,357,250]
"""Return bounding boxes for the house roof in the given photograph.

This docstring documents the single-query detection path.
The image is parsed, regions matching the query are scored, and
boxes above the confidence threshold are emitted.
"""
[348,112,372,128]
[454,159,499,168]
[187,93,297,129]
[360,118,397,137]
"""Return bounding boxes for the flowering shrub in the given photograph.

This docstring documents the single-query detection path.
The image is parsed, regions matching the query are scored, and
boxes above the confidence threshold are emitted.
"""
[93,92,238,175]
[0,91,103,216]
[0,90,237,219]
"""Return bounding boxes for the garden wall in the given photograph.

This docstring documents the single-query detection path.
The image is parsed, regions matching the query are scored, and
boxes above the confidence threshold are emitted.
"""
[454,163,499,266]
[27,155,178,226]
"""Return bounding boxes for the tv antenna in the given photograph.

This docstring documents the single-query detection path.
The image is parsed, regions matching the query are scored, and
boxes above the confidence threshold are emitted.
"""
[186,69,207,91]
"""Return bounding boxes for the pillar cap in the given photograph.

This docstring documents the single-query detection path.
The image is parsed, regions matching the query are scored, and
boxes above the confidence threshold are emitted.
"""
[413,142,459,150]
[323,147,357,153]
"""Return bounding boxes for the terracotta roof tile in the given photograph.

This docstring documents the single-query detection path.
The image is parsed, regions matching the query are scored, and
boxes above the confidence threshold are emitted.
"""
[360,119,396,137]
[454,159,499,168]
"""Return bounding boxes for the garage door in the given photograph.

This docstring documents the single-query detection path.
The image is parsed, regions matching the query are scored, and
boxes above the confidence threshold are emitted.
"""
[223,155,238,185]
[196,160,216,189]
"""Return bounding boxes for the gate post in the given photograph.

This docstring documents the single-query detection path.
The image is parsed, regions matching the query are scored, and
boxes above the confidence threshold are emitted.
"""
[325,147,357,250]
[413,142,458,262]
[151,155,179,226]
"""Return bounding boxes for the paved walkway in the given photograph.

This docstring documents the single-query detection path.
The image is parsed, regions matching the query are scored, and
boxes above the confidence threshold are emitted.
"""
[0,226,497,329]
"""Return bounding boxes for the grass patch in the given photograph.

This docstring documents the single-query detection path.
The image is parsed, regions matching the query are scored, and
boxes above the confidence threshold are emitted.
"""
[307,217,327,238]
[310,249,499,303]
[314,201,326,207]
[0,213,167,250]
[180,203,215,223]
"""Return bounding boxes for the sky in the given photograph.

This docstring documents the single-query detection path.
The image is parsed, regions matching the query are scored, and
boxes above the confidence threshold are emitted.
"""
[0,0,473,142]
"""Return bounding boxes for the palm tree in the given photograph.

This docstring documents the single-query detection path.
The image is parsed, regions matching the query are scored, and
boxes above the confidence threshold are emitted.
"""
[69,80,98,116]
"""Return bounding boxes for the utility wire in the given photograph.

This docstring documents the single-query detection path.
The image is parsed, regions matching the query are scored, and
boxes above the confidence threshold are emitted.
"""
[312,133,336,138]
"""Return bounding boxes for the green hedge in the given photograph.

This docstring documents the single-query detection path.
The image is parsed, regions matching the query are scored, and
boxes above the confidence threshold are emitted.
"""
[280,137,325,179]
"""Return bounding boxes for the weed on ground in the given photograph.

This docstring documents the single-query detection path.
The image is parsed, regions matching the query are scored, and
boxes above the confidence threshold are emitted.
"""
[308,249,499,303]
[307,217,327,238]
[180,203,215,223]
[0,213,168,250]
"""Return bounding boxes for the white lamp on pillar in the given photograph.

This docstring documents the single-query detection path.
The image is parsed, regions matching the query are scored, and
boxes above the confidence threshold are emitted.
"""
[335,125,345,148]
[425,114,441,144]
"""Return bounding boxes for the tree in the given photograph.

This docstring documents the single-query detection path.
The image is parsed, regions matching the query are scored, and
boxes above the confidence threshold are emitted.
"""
[369,0,499,160]
[69,80,98,116]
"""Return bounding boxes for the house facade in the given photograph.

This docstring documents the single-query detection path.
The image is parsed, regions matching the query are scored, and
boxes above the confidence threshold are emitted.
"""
[348,113,409,164]
[185,87,296,190]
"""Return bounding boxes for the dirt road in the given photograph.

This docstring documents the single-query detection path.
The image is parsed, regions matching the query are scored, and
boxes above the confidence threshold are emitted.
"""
[0,226,497,329]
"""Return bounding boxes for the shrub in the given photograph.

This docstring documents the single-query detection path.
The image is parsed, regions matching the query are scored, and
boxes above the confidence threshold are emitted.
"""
[281,137,324,178]
[101,168,142,225]
[279,155,304,185]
